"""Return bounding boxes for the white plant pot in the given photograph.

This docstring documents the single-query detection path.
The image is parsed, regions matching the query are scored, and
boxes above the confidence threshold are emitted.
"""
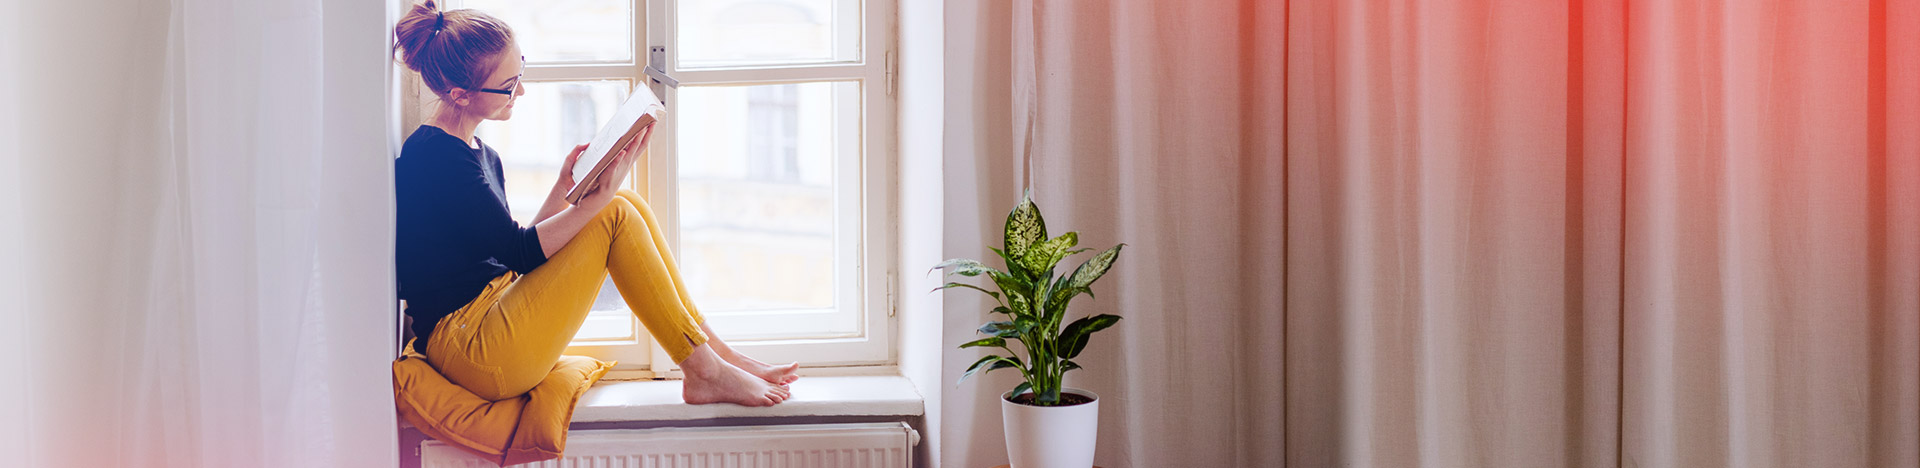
[1001,387,1100,468]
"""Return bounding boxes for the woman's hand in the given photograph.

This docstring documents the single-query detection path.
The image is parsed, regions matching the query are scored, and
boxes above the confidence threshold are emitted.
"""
[532,143,592,225]
[577,127,649,208]
[552,143,591,194]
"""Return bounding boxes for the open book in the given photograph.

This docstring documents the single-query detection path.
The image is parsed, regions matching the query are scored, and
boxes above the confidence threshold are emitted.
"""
[564,82,665,204]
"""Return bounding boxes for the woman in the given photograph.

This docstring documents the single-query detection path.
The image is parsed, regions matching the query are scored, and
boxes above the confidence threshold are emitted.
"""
[391,0,796,407]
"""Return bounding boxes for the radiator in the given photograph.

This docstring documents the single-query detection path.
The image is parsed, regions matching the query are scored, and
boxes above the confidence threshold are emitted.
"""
[420,422,920,468]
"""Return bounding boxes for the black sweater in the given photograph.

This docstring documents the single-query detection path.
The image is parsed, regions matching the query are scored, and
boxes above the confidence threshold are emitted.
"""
[396,125,548,344]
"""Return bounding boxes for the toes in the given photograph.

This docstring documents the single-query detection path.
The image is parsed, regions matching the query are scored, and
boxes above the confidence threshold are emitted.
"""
[772,363,800,385]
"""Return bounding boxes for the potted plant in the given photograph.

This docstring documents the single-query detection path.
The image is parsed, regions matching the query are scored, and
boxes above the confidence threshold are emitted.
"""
[934,192,1124,468]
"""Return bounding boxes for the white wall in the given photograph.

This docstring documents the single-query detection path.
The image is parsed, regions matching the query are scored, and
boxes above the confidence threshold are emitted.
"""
[0,0,24,461]
[896,1,946,468]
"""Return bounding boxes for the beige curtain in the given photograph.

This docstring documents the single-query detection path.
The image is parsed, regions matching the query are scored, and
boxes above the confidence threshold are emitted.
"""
[943,0,1920,467]
[946,1,1286,467]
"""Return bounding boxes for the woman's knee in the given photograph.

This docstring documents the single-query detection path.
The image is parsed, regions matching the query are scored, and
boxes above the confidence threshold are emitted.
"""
[594,193,640,220]
[587,196,646,240]
[613,189,659,217]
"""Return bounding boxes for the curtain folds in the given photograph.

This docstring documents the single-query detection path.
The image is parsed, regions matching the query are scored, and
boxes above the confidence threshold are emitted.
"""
[945,0,1920,467]
[5,0,398,466]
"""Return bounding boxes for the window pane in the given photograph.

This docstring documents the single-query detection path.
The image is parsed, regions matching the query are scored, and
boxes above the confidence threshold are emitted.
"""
[474,80,638,343]
[677,0,861,68]
[461,0,633,63]
[675,82,860,317]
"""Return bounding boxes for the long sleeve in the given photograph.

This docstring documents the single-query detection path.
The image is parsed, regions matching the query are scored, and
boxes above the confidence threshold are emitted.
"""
[434,154,548,274]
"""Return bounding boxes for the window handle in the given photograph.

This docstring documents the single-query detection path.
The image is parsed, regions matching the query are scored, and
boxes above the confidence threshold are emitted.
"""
[645,46,679,91]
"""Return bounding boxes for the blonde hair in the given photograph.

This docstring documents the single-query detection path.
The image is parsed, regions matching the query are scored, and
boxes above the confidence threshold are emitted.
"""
[391,0,515,99]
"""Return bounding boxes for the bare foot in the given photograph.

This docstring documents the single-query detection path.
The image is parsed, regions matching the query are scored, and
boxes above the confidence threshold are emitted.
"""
[724,351,800,385]
[681,345,790,406]
[699,322,801,385]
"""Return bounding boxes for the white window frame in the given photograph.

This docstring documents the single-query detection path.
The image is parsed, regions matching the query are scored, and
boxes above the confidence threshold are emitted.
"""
[408,0,898,377]
[645,0,897,374]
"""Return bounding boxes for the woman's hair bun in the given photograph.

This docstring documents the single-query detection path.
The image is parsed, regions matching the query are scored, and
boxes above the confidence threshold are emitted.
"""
[391,0,514,98]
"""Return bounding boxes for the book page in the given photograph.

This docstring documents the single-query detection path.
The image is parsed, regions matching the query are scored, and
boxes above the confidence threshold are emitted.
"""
[565,83,665,203]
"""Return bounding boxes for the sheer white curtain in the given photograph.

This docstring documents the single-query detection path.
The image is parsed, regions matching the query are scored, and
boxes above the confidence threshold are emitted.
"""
[3,1,397,467]
[945,0,1919,467]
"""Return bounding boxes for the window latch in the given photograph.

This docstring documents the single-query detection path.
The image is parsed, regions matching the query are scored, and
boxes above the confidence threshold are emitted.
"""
[644,46,680,93]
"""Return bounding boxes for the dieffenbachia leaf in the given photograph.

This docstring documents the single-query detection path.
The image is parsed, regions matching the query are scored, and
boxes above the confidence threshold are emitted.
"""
[1049,285,1092,314]
[932,282,1000,302]
[960,355,1025,383]
[1059,314,1122,359]
[1010,381,1033,398]
[959,336,1006,349]
[1016,231,1078,278]
[931,258,1004,278]
[1013,316,1039,336]
[1044,244,1122,311]
[990,270,1036,318]
[978,321,1019,338]
[1064,244,1125,291]
[1003,192,1048,267]
[1005,294,1034,320]
[989,246,1025,279]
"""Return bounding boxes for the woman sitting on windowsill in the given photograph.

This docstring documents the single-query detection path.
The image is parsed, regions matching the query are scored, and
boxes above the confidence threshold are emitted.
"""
[391,0,797,407]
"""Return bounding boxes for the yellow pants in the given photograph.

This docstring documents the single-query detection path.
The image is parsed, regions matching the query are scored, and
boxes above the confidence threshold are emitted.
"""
[425,189,710,401]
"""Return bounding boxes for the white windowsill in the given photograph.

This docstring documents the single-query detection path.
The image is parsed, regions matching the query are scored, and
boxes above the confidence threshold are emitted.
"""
[571,375,924,423]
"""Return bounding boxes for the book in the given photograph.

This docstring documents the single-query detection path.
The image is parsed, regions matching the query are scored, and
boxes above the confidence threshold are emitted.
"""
[565,82,665,204]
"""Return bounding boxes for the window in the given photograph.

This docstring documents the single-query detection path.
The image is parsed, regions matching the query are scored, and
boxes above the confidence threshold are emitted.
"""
[421,0,894,375]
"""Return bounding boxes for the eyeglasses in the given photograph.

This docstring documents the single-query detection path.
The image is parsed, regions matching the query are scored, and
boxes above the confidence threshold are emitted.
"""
[477,82,517,95]
[477,56,526,95]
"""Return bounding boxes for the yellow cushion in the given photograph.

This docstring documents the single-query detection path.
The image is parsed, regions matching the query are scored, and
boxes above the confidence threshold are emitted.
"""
[393,343,614,466]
